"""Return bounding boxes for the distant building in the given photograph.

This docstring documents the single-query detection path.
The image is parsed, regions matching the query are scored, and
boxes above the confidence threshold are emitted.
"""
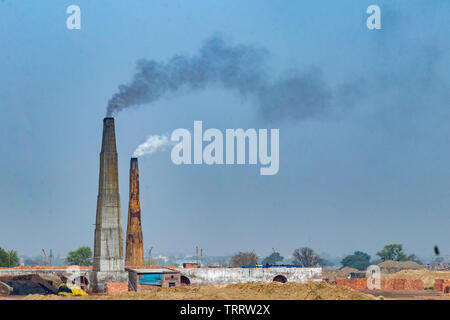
[424,262,450,271]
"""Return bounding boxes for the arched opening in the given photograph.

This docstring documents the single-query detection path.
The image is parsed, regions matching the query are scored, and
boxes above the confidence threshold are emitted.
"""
[273,275,287,283]
[180,276,191,286]
[72,276,89,290]
[445,286,450,294]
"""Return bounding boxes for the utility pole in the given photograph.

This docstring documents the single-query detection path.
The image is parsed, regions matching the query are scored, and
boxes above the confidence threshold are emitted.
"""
[49,249,53,267]
[272,248,277,265]
[200,248,203,267]
[196,246,198,266]
[148,247,153,267]
[42,249,47,266]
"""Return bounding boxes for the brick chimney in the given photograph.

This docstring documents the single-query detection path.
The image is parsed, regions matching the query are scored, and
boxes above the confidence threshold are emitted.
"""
[125,157,145,267]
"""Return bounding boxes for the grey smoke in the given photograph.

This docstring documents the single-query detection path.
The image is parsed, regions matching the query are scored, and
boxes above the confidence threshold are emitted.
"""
[106,36,331,121]
[258,71,331,122]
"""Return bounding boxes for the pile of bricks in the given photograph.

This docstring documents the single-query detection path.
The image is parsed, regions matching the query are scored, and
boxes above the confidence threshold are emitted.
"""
[434,279,450,294]
[105,282,129,295]
[336,278,367,290]
[336,278,424,291]
[381,279,423,290]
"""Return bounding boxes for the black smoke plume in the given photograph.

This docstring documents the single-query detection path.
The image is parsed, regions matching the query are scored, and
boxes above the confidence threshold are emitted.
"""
[106,36,331,121]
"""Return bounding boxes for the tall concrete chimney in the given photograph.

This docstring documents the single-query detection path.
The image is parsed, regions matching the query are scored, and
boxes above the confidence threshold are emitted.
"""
[125,158,145,267]
[90,117,128,292]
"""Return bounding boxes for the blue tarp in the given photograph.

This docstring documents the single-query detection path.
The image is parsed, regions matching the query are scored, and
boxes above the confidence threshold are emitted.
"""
[241,265,303,268]
[139,273,162,285]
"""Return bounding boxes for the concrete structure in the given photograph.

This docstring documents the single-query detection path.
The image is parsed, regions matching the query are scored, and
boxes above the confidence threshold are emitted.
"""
[0,267,91,279]
[125,158,144,267]
[179,267,322,285]
[90,117,128,292]
[127,268,181,291]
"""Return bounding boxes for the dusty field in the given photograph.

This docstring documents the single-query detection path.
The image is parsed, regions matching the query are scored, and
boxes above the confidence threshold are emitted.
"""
[361,289,450,300]
[3,269,449,300]
[1,282,377,300]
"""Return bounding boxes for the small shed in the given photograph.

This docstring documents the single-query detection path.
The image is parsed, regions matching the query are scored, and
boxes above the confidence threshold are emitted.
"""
[127,268,180,291]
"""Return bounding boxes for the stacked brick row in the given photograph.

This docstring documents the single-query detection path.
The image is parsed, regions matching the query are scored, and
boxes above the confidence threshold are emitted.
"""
[105,282,129,295]
[434,279,450,293]
[336,278,424,291]
[336,278,368,290]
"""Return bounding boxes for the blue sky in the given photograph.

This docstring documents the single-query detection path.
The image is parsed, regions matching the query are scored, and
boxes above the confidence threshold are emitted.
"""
[0,0,449,261]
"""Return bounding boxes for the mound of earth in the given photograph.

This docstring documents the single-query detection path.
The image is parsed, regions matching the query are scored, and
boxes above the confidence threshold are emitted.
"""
[323,267,360,282]
[13,282,377,300]
[385,269,450,288]
[378,260,424,274]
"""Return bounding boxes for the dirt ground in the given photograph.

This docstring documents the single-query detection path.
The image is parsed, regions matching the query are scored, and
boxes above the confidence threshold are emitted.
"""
[1,281,378,300]
[2,269,450,300]
[361,289,450,300]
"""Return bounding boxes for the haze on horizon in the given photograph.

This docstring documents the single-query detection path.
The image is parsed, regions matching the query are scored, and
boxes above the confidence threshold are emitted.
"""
[0,0,449,261]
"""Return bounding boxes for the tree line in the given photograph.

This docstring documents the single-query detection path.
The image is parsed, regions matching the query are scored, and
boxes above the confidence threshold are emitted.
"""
[229,244,423,269]
[0,243,426,269]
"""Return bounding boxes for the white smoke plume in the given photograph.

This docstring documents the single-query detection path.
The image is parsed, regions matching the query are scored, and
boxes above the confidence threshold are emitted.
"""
[132,134,171,157]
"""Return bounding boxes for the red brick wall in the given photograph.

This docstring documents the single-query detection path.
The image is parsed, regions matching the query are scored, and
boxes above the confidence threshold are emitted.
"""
[106,282,128,295]
[444,280,450,294]
[336,278,424,291]
[336,279,368,290]
[434,279,450,294]
[434,279,444,292]
[403,279,424,291]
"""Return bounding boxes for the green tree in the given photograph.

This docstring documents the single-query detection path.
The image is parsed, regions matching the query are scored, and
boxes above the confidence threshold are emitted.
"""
[341,251,371,270]
[0,248,20,267]
[66,246,93,266]
[376,244,407,262]
[261,252,284,265]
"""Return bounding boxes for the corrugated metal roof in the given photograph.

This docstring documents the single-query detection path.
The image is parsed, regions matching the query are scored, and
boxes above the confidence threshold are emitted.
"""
[127,268,179,274]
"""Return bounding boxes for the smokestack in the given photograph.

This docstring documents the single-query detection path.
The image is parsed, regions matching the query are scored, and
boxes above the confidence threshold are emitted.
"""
[91,117,128,292]
[125,157,144,267]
